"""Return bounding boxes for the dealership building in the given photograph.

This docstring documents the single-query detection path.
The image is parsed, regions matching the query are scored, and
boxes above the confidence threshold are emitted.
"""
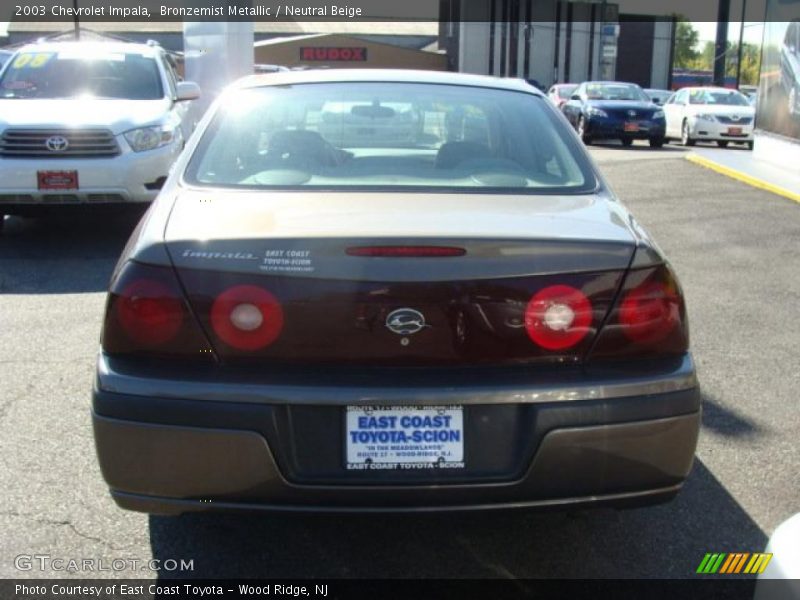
[439,0,675,89]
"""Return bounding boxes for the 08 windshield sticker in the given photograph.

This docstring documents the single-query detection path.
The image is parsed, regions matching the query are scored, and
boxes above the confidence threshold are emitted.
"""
[11,52,55,70]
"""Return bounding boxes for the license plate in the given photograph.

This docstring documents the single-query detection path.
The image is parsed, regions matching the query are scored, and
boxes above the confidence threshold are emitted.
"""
[624,122,639,132]
[346,405,464,470]
[727,127,743,135]
[37,170,78,190]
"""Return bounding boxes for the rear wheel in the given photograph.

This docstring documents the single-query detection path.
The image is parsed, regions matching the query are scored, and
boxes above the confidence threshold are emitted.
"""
[681,120,695,147]
[577,116,592,144]
[649,137,665,148]
[717,141,729,148]
[621,137,634,147]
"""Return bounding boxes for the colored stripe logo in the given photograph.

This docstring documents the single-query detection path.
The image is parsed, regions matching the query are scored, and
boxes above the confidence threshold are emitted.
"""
[696,552,773,574]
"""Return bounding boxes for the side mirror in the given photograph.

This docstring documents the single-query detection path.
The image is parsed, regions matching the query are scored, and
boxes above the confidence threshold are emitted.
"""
[176,81,201,102]
[570,94,581,101]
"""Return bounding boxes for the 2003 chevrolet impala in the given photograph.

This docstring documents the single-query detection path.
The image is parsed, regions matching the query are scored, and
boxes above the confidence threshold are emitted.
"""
[93,70,700,514]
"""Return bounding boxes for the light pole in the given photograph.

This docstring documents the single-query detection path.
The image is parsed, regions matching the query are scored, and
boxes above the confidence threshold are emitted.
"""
[735,0,747,87]
[73,0,80,40]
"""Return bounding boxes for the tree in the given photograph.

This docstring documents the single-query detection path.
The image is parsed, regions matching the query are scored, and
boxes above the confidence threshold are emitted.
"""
[674,19,700,68]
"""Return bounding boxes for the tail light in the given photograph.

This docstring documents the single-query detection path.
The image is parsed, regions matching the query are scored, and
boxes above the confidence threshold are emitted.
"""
[346,246,466,257]
[210,285,284,351]
[588,264,688,360]
[101,261,213,361]
[524,285,593,350]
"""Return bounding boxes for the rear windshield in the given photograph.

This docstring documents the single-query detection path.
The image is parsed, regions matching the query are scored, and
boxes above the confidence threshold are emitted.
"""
[0,50,163,100]
[585,83,649,102]
[557,85,578,99]
[184,82,596,193]
[688,89,750,106]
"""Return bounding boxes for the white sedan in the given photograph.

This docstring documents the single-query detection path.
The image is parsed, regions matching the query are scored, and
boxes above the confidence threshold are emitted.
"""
[663,87,755,149]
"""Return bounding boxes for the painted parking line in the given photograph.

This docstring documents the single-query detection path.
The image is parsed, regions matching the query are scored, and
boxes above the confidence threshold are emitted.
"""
[685,153,800,204]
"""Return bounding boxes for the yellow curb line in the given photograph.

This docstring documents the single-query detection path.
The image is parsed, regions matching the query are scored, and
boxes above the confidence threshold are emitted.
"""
[686,153,800,204]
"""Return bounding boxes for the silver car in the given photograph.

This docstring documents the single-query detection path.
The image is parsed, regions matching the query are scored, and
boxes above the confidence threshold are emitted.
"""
[93,70,700,514]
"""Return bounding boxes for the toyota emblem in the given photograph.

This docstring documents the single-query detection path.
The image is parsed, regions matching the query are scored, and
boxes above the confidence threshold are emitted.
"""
[45,135,69,152]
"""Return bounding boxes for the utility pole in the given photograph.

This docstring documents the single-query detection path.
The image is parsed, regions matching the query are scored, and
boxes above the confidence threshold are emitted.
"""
[713,0,730,86]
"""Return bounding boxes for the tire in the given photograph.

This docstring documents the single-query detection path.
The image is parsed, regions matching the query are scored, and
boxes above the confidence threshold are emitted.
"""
[621,137,634,147]
[717,141,729,148]
[681,120,696,147]
[649,137,665,148]
[577,116,592,144]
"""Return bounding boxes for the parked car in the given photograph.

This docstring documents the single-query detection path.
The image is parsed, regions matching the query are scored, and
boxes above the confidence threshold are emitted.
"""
[547,83,578,109]
[92,69,700,515]
[780,19,800,118]
[0,41,200,232]
[754,513,800,599]
[561,81,666,147]
[644,88,673,106]
[663,86,755,148]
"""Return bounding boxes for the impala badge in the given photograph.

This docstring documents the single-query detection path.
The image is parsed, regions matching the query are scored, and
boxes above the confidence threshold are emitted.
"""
[386,308,428,335]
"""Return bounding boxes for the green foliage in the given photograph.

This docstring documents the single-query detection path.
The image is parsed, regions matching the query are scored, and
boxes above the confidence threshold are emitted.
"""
[674,18,700,68]
[683,40,761,85]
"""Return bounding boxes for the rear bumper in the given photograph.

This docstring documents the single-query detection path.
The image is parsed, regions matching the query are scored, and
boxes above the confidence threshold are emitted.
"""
[94,410,699,514]
[92,355,701,514]
[586,118,666,139]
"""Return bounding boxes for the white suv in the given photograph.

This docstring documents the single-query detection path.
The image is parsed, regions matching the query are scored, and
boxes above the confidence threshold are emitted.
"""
[0,41,200,231]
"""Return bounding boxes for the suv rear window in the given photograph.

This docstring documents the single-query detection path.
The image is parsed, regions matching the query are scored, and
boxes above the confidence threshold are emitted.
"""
[0,50,163,100]
[185,82,596,193]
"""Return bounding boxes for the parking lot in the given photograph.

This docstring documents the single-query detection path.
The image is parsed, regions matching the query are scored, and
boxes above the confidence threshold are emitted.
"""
[0,141,798,579]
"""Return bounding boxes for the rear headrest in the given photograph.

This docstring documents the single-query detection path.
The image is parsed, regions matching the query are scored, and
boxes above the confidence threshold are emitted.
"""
[435,141,492,169]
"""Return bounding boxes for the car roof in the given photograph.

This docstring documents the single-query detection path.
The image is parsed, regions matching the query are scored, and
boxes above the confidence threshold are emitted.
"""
[583,81,642,86]
[13,41,161,57]
[681,86,742,93]
[233,69,545,96]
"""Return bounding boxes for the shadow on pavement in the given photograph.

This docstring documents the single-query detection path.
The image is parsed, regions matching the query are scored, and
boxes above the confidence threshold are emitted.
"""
[148,459,766,579]
[0,208,144,294]
[701,394,763,439]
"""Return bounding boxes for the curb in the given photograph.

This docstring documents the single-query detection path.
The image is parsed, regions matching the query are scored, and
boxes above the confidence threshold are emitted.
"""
[685,153,800,205]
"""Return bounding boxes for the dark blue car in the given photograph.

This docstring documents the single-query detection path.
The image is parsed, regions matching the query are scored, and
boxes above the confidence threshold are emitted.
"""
[562,81,666,147]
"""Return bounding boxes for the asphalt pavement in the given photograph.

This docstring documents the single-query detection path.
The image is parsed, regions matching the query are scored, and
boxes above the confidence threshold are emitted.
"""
[0,140,797,579]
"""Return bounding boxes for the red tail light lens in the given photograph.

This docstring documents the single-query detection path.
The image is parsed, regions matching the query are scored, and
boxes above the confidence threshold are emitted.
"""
[102,261,213,361]
[524,285,593,350]
[346,246,466,257]
[210,285,284,351]
[588,264,688,360]
[619,281,680,344]
[116,279,183,346]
